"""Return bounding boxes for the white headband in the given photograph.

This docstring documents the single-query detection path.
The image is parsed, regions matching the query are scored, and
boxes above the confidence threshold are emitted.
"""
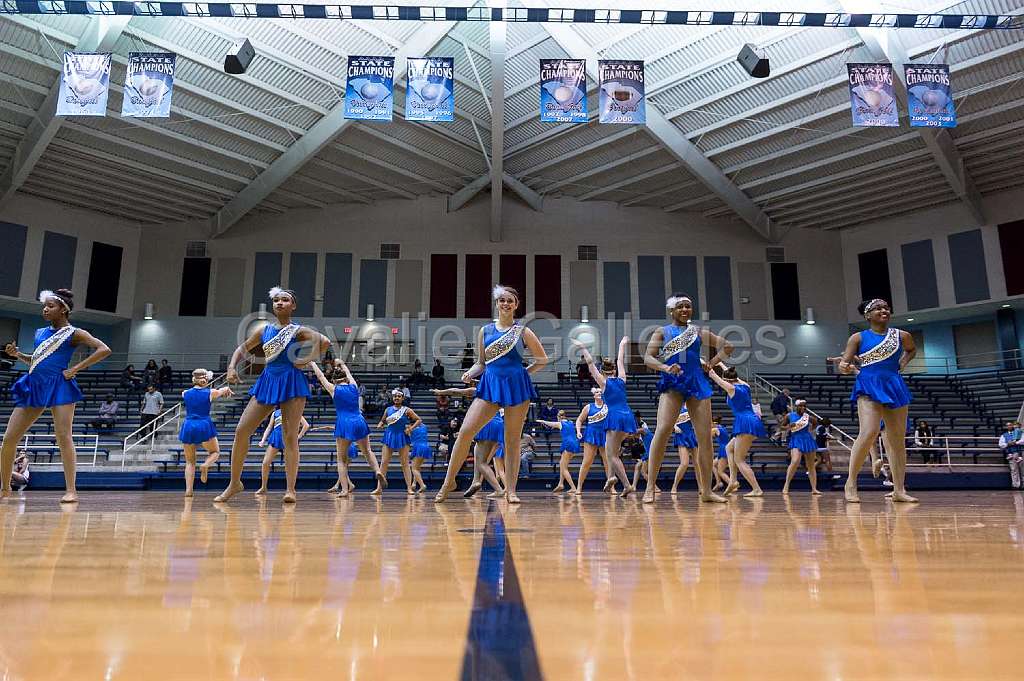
[666,295,692,309]
[39,290,70,312]
[391,388,404,396]
[268,286,295,302]
[795,399,807,406]
[864,298,888,313]
[492,285,517,301]
[193,369,214,381]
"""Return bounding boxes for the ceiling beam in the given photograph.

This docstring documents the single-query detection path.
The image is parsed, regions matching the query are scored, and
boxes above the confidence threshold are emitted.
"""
[577,163,687,201]
[533,146,663,194]
[0,15,130,208]
[538,23,775,241]
[838,4,985,225]
[309,158,416,200]
[210,20,458,238]
[446,172,542,212]
[489,5,506,242]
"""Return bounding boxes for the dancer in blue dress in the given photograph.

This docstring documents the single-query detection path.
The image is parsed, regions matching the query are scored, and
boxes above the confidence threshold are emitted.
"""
[838,298,918,503]
[708,366,765,498]
[432,385,504,499]
[711,417,730,492]
[781,399,821,495]
[216,287,329,504]
[434,285,549,504]
[574,388,618,496]
[536,409,582,494]
[576,337,637,496]
[255,408,309,496]
[643,294,733,504]
[669,406,699,495]
[375,389,422,496]
[309,361,383,497]
[409,422,432,494]
[1,289,110,502]
[630,417,654,491]
[178,368,234,497]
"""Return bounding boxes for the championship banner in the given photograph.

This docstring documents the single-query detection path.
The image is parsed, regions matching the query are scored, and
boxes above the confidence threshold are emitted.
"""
[57,52,111,116]
[344,56,394,121]
[406,57,454,122]
[905,64,956,128]
[539,58,587,123]
[598,60,645,125]
[846,63,899,127]
[122,52,176,118]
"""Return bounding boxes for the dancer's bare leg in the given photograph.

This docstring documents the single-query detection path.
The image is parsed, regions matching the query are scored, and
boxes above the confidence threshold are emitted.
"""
[334,438,351,496]
[804,452,821,495]
[216,398,274,502]
[199,439,219,484]
[398,446,414,494]
[492,457,506,488]
[278,397,306,503]
[603,430,634,496]
[576,444,599,495]
[554,451,576,493]
[687,397,725,503]
[782,449,801,495]
[845,397,882,503]
[670,447,691,494]
[1,407,44,496]
[500,401,531,503]
[470,442,503,495]
[256,446,276,496]
[881,405,918,503]
[435,400,500,502]
[183,444,197,497]
[411,457,427,492]
[644,392,684,503]
[51,403,79,502]
[729,434,763,497]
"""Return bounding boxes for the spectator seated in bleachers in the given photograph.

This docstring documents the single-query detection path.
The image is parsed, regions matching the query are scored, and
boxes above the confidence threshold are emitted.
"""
[121,364,143,392]
[157,359,173,392]
[143,359,159,387]
[438,417,460,458]
[90,395,120,431]
[999,421,1023,489]
[913,419,936,464]
[519,429,537,478]
[431,359,446,388]
[11,452,29,491]
[770,388,791,445]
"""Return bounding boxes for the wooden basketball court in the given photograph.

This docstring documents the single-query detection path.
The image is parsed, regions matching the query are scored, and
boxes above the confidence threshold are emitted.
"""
[1,490,1021,680]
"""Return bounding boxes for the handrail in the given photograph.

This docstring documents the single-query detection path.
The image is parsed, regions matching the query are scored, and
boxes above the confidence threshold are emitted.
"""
[750,371,856,452]
[120,359,251,469]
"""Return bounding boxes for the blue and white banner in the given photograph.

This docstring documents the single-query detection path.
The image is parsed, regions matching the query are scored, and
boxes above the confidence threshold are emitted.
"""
[122,52,176,118]
[905,64,956,128]
[598,60,645,125]
[847,63,899,127]
[57,52,111,116]
[406,56,454,122]
[539,59,587,123]
[344,56,394,121]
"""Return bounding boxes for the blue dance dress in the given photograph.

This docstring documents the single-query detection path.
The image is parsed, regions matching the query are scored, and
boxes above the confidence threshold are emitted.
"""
[787,411,817,453]
[11,326,83,408]
[249,323,311,405]
[715,425,730,459]
[656,324,713,400]
[382,405,412,449]
[332,383,370,441]
[602,376,637,433]
[640,428,654,462]
[267,409,284,450]
[851,328,912,409]
[559,419,582,454]
[727,384,767,438]
[178,387,218,444]
[475,323,538,406]
[411,423,432,460]
[673,406,698,449]
[476,412,505,444]
[581,402,608,446]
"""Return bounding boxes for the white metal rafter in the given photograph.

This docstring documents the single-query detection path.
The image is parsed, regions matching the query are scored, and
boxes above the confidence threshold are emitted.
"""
[540,22,776,241]
[0,15,131,208]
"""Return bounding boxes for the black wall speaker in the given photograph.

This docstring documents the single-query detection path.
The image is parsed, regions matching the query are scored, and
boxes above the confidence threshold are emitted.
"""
[737,43,770,78]
[224,39,255,75]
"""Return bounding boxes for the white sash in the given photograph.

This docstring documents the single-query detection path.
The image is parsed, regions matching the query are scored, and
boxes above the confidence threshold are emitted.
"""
[272,411,282,429]
[262,323,300,364]
[385,406,408,427]
[675,410,691,426]
[659,324,699,362]
[484,323,524,364]
[29,325,75,374]
[792,413,809,432]
[587,405,607,424]
[858,327,900,367]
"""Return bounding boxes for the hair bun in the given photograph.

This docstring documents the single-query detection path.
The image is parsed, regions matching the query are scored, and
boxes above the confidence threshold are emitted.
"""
[55,288,74,299]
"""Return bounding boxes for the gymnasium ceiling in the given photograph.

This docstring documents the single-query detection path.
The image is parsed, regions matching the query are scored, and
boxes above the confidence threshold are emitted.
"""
[0,0,1021,239]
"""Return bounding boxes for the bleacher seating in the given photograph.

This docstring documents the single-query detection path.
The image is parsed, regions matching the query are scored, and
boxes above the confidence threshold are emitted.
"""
[1,363,1016,472]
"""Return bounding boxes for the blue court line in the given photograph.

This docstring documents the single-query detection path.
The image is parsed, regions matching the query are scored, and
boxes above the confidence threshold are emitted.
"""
[459,501,544,681]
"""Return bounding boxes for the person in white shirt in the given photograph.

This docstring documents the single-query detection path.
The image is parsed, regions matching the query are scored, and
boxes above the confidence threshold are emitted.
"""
[999,422,1024,489]
[139,384,164,436]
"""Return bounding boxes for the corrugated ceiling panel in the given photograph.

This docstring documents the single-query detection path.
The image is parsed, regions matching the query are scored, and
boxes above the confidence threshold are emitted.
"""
[524,138,658,187]
[507,124,649,174]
